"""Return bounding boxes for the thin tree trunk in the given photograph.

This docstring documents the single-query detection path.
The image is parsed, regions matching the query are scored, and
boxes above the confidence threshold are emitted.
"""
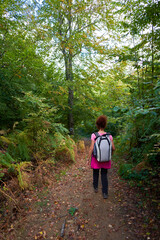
[68,51,74,135]
[67,0,74,135]
[133,35,141,99]
[68,86,74,135]
[151,23,154,89]
[59,1,74,135]
[63,53,74,135]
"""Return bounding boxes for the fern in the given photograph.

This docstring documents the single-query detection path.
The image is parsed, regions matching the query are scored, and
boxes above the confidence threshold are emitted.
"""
[5,152,15,163]
[55,134,76,162]
[54,132,65,147]
[16,165,24,189]
[0,169,4,179]
[0,152,15,168]
[8,131,31,161]
[15,162,32,190]
[0,136,11,145]
[65,136,76,162]
[17,142,30,161]
[53,123,69,135]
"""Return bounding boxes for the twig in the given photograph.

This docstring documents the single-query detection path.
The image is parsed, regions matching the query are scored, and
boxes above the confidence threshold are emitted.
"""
[60,219,66,237]
[0,180,19,200]
[0,188,20,210]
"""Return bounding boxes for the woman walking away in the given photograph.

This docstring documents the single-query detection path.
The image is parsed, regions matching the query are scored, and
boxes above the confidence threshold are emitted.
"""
[88,115,115,199]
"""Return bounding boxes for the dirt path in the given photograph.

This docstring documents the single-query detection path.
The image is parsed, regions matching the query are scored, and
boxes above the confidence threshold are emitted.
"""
[3,143,156,240]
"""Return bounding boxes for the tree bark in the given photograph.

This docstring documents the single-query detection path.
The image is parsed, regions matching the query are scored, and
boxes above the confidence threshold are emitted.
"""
[67,0,74,135]
[68,50,74,135]
[63,49,74,135]
[59,1,74,135]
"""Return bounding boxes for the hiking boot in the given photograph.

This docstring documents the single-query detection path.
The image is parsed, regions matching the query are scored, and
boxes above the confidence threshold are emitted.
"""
[103,193,108,199]
[94,188,98,193]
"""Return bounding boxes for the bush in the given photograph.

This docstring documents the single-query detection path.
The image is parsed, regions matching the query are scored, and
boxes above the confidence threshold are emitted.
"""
[118,162,150,183]
[118,163,133,179]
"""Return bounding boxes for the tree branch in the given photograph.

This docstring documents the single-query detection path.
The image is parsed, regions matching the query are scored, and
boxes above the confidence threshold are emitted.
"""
[73,20,98,36]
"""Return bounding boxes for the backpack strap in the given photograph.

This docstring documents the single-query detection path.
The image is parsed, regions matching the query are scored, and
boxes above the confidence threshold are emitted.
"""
[102,132,111,136]
[93,132,100,140]
[93,132,111,140]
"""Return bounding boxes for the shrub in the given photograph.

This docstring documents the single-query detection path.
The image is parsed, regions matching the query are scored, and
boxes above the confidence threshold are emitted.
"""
[118,163,133,179]
[118,162,151,183]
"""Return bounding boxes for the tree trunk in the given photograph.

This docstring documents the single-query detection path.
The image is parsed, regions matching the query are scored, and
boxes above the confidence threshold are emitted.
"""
[59,0,74,135]
[68,86,74,135]
[68,51,74,135]
[63,51,74,135]
[67,0,74,135]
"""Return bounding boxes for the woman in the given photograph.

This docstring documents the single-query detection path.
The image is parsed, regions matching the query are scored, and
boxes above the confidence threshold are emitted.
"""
[88,115,115,199]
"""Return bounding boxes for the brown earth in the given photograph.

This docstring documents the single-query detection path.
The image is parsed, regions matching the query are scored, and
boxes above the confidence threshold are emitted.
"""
[1,141,159,240]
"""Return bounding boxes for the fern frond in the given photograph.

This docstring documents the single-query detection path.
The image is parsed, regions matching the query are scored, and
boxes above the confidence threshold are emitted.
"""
[0,152,15,168]
[0,136,11,145]
[15,162,32,190]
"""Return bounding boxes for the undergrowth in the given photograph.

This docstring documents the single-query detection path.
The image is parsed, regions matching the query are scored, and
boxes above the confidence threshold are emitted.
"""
[0,101,76,191]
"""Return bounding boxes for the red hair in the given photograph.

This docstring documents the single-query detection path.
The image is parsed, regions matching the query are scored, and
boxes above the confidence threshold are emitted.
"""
[96,115,107,130]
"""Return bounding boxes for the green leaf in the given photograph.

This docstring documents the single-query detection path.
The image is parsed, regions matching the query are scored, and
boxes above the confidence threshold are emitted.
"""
[69,207,78,216]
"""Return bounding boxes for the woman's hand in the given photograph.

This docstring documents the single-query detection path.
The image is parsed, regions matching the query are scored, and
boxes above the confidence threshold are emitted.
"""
[86,140,94,167]
[86,158,90,166]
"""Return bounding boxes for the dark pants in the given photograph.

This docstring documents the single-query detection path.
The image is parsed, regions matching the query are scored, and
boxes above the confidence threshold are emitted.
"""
[93,168,108,194]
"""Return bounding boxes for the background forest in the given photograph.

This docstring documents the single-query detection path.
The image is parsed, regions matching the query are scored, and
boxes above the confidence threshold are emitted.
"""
[0,0,159,213]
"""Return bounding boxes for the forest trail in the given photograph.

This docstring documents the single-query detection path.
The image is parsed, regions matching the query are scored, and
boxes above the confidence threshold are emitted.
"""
[5,141,146,240]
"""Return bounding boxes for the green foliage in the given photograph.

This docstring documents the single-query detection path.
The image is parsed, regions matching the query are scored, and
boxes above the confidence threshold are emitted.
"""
[12,92,69,159]
[35,0,117,134]
[117,102,159,165]
[0,169,4,180]
[0,152,15,168]
[118,163,133,179]
[7,131,31,161]
[0,0,47,128]
[69,207,78,216]
[0,152,16,180]
[118,163,151,183]
[114,0,160,188]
